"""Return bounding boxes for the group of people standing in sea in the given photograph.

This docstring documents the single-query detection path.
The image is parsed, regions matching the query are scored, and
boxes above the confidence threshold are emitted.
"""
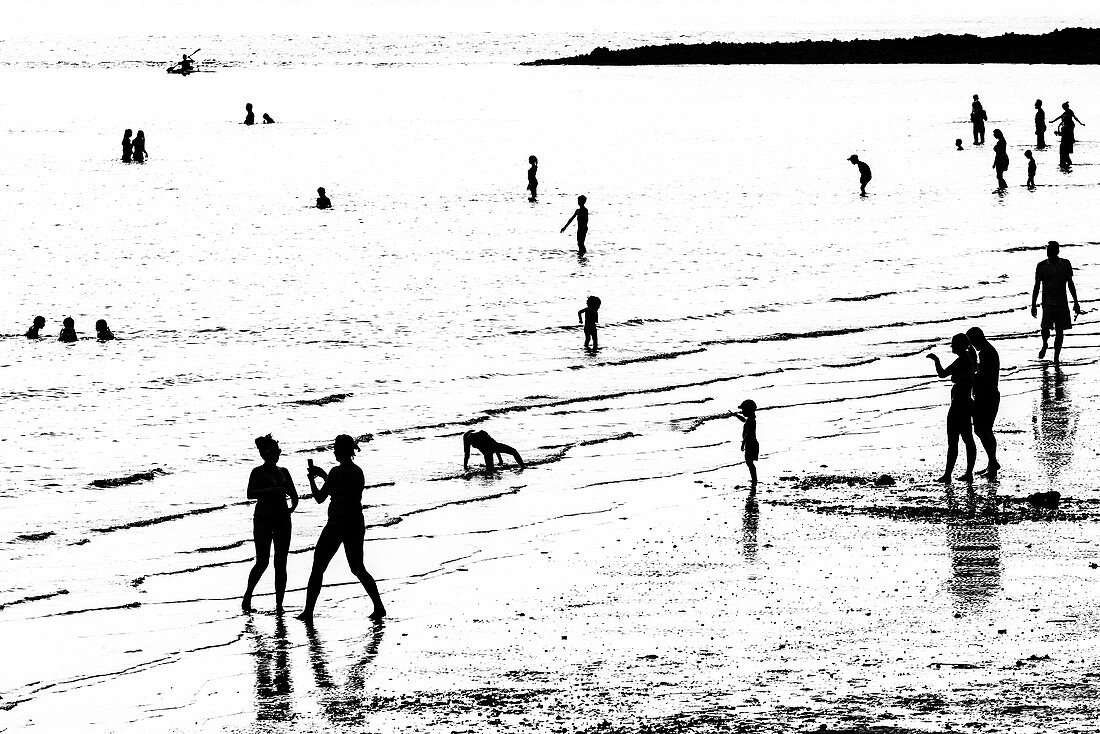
[968,94,1084,191]
[120,129,148,163]
[927,240,1082,482]
[25,316,115,341]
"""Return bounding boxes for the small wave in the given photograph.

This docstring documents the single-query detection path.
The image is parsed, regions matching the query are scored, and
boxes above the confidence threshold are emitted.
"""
[1004,242,1083,252]
[830,292,896,302]
[188,539,248,554]
[90,469,167,488]
[823,357,880,368]
[91,503,233,534]
[290,392,352,406]
[15,531,55,542]
[0,589,69,612]
[568,348,706,370]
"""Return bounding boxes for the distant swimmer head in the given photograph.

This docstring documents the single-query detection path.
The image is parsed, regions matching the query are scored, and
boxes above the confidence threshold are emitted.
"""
[317,187,326,195]
[333,434,359,459]
[1047,240,1060,257]
[955,138,963,149]
[63,316,75,328]
[262,113,274,123]
[33,316,46,328]
[950,333,971,355]
[95,319,108,330]
[254,433,281,460]
[738,399,757,413]
[578,195,587,205]
[529,155,538,165]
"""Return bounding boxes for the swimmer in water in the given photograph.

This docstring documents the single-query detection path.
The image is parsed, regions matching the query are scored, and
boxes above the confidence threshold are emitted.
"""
[297,434,386,622]
[25,316,46,339]
[58,317,78,343]
[955,138,963,151]
[316,187,331,209]
[95,319,115,341]
[243,434,298,614]
[244,103,255,126]
[561,195,589,255]
[262,113,275,124]
[463,430,525,473]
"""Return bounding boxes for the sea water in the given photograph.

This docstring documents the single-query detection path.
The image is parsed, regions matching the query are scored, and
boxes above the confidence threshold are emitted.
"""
[2,31,1099,625]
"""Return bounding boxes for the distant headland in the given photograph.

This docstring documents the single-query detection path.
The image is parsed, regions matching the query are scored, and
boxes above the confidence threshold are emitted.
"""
[523,27,1100,66]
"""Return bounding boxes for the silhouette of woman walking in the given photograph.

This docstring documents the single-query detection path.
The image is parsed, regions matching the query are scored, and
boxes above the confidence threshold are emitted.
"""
[121,129,133,163]
[243,434,298,613]
[297,435,386,622]
[132,130,148,163]
[927,334,978,483]
[991,129,1009,190]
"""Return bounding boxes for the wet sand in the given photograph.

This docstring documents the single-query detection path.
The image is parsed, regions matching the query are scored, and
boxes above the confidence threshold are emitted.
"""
[4,326,1099,733]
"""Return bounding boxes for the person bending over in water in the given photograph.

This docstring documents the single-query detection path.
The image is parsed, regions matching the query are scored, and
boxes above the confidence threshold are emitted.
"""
[732,399,760,485]
[243,434,298,614]
[463,430,525,473]
[25,316,46,339]
[927,334,977,483]
[578,295,601,349]
[848,155,871,196]
[262,113,275,124]
[1032,240,1081,364]
[561,195,589,255]
[527,155,538,200]
[966,326,1000,476]
[991,129,1009,190]
[244,103,255,126]
[132,130,148,163]
[1025,149,1036,189]
[95,319,115,341]
[298,434,386,622]
[315,187,331,209]
[121,129,133,163]
[58,317,78,343]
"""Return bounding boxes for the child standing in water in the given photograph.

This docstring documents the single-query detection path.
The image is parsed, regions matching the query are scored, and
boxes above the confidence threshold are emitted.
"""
[1025,149,1036,189]
[58,317,78,342]
[732,399,759,485]
[527,155,538,200]
[315,187,331,209]
[561,195,589,255]
[242,434,298,614]
[577,295,601,349]
[25,316,46,339]
[244,103,255,126]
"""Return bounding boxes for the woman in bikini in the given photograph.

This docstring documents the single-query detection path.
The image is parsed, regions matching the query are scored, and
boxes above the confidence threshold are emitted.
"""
[242,434,298,613]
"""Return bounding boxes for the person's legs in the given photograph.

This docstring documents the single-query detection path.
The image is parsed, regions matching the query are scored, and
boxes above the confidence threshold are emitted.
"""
[480,448,496,472]
[746,459,757,484]
[591,326,598,350]
[583,327,592,348]
[272,517,292,612]
[1039,320,1050,359]
[958,417,977,481]
[342,520,386,619]
[243,518,273,612]
[1054,324,1065,364]
[577,229,587,256]
[297,521,342,620]
[494,442,525,468]
[973,123,980,146]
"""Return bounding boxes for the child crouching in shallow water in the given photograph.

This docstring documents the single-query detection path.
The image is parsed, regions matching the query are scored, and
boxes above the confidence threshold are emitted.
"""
[732,399,759,484]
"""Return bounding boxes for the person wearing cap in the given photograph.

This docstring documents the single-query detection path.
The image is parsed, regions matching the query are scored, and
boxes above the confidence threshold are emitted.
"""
[848,155,871,196]
[732,399,759,485]
[297,433,386,621]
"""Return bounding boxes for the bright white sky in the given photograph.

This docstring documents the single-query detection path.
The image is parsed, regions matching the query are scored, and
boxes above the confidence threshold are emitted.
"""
[7,0,1099,35]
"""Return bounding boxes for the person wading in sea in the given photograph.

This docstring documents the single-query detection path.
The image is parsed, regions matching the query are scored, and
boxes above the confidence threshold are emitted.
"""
[1032,240,1082,364]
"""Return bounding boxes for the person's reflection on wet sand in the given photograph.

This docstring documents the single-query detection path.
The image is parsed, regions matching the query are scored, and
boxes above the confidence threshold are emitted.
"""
[1034,363,1077,492]
[248,616,293,723]
[943,481,1001,611]
[741,487,759,563]
[304,621,385,724]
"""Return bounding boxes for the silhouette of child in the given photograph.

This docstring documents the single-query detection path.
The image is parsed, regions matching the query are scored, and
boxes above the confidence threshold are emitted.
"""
[1025,149,1036,189]
[25,316,46,339]
[121,129,133,162]
[848,155,871,196]
[95,319,115,341]
[527,155,538,200]
[732,399,759,484]
[463,430,525,473]
[58,317,78,343]
[561,195,588,255]
[244,103,255,126]
[262,113,275,124]
[578,295,601,349]
[316,187,331,209]
[955,138,963,151]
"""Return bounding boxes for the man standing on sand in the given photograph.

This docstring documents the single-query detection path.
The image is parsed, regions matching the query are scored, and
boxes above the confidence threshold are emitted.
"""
[1031,241,1081,364]
[966,326,1000,476]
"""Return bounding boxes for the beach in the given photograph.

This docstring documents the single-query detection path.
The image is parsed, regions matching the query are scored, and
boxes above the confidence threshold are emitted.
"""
[3,27,1100,733]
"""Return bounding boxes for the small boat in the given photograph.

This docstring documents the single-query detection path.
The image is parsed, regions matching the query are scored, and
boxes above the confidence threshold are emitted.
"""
[166,65,211,75]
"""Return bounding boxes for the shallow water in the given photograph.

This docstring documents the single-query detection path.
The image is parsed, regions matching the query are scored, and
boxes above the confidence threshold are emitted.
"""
[3,32,1100,727]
